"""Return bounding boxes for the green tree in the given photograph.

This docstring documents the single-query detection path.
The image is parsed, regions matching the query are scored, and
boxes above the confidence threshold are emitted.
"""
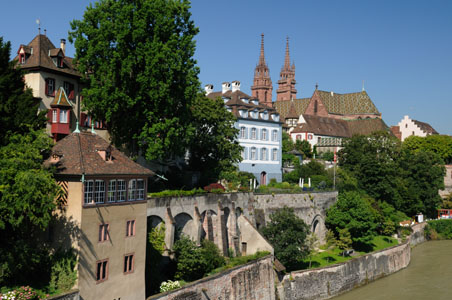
[326,191,378,249]
[0,37,46,144]
[261,207,310,270]
[188,95,242,185]
[336,228,352,254]
[295,140,312,158]
[69,0,200,161]
[0,130,60,286]
[282,132,294,153]
[403,135,452,164]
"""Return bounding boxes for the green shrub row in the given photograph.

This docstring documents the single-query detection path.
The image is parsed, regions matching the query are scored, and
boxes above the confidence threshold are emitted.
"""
[425,219,452,240]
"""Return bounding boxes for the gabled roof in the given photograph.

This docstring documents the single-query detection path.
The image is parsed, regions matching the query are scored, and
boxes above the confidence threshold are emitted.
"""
[346,118,388,136]
[285,101,299,119]
[46,132,154,176]
[292,115,350,137]
[14,34,81,78]
[412,119,438,135]
[207,90,280,123]
[291,115,388,138]
[51,87,72,107]
[273,98,310,120]
[316,90,380,115]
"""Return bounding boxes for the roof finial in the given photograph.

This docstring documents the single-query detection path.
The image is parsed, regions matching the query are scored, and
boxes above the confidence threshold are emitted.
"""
[44,29,47,36]
[36,19,41,34]
[91,121,97,134]
[362,80,365,92]
[74,121,80,133]
[315,82,318,90]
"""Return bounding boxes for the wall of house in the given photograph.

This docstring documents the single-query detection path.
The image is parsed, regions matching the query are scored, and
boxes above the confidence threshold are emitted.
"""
[148,255,275,300]
[78,201,147,300]
[398,115,427,141]
[237,119,282,183]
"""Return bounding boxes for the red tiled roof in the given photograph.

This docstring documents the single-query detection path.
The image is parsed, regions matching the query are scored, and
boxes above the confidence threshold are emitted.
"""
[47,132,154,176]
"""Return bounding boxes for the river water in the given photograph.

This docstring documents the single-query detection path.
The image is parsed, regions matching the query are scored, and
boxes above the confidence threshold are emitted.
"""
[332,240,452,300]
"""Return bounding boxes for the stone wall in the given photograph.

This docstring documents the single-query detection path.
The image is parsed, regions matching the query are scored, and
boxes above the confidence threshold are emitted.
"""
[148,256,275,300]
[278,225,426,300]
[253,192,338,241]
[48,290,79,300]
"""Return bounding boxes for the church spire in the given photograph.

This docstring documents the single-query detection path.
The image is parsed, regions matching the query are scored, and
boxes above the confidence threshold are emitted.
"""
[251,34,273,106]
[259,33,266,65]
[277,36,297,102]
[284,36,290,68]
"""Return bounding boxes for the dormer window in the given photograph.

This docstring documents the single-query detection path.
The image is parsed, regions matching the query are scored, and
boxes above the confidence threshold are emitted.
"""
[19,53,25,64]
[57,57,63,68]
[97,145,113,161]
[251,99,259,106]
[241,98,249,104]
[239,109,247,118]
[271,114,280,122]
[260,111,269,120]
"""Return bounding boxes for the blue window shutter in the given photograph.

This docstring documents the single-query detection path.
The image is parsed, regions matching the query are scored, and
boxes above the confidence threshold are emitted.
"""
[245,127,248,139]
[244,147,248,160]
[266,148,269,160]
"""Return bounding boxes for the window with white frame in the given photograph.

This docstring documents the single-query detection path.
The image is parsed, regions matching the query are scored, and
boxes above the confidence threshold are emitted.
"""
[261,148,267,160]
[240,127,246,139]
[136,179,145,200]
[261,129,267,141]
[251,147,257,160]
[84,180,94,204]
[272,149,278,161]
[52,110,57,123]
[272,130,278,141]
[128,179,137,201]
[94,180,105,203]
[108,180,116,202]
[251,128,257,139]
[60,109,68,123]
[117,179,126,201]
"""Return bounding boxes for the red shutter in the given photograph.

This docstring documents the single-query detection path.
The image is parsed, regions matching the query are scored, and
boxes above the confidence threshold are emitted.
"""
[47,109,52,123]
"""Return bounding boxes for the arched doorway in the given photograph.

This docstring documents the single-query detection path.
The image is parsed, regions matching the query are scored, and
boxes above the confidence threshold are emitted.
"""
[260,171,267,186]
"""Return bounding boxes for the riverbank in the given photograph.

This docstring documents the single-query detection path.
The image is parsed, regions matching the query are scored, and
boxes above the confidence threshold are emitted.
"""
[277,223,426,300]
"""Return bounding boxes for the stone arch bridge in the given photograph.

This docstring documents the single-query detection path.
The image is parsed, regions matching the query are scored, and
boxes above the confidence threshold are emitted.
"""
[147,191,337,256]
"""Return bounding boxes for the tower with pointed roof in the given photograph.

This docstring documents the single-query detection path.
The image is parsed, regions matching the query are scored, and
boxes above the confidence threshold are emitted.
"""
[276,37,297,101]
[251,34,273,106]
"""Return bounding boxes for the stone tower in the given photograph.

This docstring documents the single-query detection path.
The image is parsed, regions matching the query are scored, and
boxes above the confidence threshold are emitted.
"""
[276,37,297,101]
[251,34,273,106]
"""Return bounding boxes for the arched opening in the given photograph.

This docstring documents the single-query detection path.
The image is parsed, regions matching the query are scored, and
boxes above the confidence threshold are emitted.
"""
[260,171,267,186]
[174,213,194,241]
[201,210,217,242]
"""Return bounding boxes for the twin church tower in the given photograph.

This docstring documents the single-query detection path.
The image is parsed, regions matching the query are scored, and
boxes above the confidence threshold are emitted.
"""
[251,34,297,106]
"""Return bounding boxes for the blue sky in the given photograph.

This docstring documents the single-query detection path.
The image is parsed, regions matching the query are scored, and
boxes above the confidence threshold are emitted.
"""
[1,0,451,134]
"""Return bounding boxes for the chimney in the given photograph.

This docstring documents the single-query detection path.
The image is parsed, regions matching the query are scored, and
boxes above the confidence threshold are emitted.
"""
[204,84,213,95]
[330,91,334,97]
[231,80,241,92]
[222,82,231,94]
[60,39,66,54]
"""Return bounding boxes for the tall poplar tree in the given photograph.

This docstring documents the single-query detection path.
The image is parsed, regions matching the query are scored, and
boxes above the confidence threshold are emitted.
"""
[69,0,200,160]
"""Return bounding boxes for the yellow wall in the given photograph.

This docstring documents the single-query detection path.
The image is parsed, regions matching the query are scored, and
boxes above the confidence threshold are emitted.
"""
[78,201,147,300]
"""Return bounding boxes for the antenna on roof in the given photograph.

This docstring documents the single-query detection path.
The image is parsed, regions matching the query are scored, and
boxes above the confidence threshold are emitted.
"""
[36,19,41,34]
[44,29,47,36]
[362,80,365,92]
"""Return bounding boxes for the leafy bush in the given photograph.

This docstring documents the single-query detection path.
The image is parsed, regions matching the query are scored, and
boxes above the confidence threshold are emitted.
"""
[203,183,225,192]
[261,207,310,270]
[159,280,181,293]
[321,151,334,162]
[149,188,206,198]
[0,286,47,300]
[425,219,452,239]
[48,249,77,294]
[173,236,225,282]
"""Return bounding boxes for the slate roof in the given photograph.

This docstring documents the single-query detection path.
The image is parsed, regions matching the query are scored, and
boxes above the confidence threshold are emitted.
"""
[207,90,280,123]
[316,90,380,115]
[273,98,310,120]
[291,115,388,138]
[51,87,72,107]
[412,119,438,135]
[47,132,154,176]
[14,34,81,78]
